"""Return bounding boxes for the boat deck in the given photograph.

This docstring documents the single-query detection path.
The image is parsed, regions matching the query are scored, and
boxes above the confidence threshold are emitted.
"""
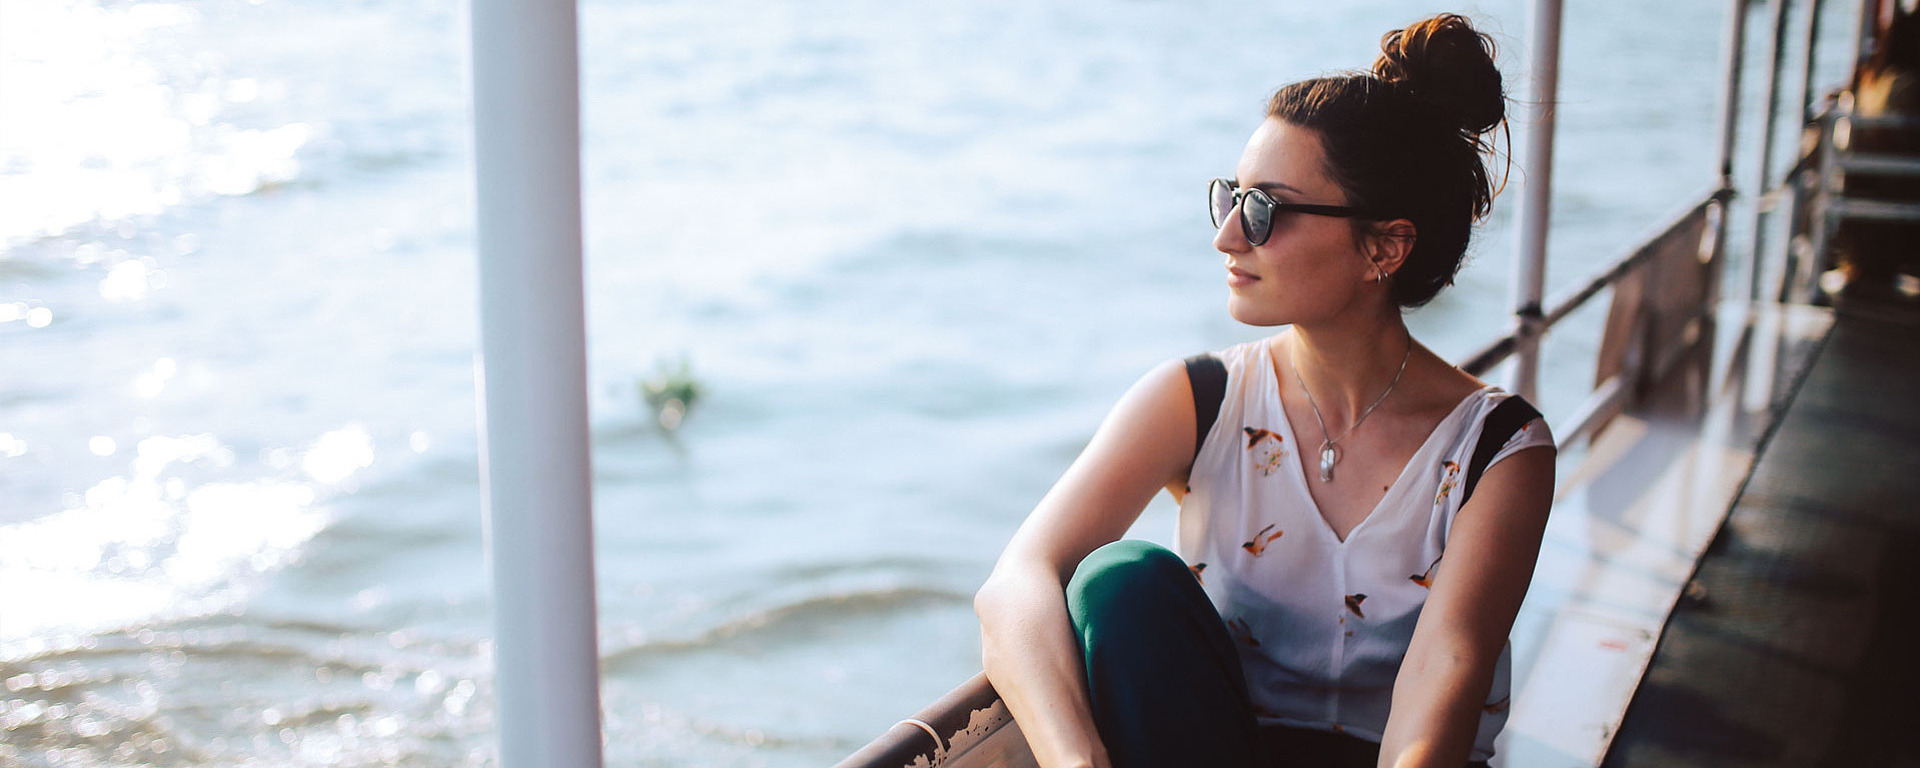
[1602,293,1920,767]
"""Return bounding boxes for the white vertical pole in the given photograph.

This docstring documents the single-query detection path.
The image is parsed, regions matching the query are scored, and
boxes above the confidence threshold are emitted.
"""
[1747,0,1793,300]
[1788,0,1829,302]
[1717,0,1751,188]
[1855,0,1884,83]
[469,0,605,766]
[1510,0,1564,403]
[1710,0,1750,309]
[1798,0,1829,125]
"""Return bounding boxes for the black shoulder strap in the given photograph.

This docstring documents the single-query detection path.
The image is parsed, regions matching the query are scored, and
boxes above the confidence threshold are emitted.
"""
[1184,353,1227,461]
[1461,396,1543,505]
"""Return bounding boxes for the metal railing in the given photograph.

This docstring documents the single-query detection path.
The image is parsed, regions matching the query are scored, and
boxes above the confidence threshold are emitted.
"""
[1793,103,1920,301]
[1459,189,1731,450]
[1466,0,1875,449]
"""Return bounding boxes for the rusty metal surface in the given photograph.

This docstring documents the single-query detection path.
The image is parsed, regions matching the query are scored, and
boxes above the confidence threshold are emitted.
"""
[832,673,1037,768]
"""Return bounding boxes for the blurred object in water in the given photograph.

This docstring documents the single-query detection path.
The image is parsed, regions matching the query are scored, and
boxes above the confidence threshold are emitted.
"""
[639,355,702,432]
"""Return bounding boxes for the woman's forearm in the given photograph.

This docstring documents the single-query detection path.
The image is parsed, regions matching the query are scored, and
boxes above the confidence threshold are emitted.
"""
[1377,645,1491,768]
[976,568,1111,768]
[1380,449,1555,768]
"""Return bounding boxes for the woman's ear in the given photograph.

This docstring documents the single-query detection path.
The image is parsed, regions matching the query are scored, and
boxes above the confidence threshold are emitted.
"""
[1367,219,1417,279]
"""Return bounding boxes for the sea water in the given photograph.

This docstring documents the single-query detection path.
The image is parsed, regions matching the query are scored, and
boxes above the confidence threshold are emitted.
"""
[0,0,1857,765]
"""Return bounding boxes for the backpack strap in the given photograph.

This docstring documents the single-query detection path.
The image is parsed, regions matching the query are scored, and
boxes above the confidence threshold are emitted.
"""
[1184,353,1228,462]
[1461,395,1543,506]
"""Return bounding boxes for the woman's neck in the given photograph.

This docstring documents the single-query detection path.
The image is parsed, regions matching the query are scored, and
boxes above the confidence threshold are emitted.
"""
[1284,310,1414,425]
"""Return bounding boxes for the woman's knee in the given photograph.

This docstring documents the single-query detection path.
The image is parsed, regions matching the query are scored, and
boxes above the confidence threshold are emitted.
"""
[1066,540,1194,629]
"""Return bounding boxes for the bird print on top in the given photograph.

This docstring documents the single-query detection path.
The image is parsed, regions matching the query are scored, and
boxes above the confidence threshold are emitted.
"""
[1227,617,1262,647]
[1434,460,1461,506]
[1345,593,1368,619]
[1499,421,1536,452]
[1189,563,1207,584]
[1244,427,1288,476]
[1409,555,1442,588]
[1242,523,1284,555]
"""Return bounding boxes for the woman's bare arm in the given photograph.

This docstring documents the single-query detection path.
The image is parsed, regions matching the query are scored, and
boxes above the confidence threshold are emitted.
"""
[973,359,1199,768]
[1378,445,1556,768]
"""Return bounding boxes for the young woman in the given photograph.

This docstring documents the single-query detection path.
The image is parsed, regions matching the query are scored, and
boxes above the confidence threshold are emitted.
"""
[973,14,1556,768]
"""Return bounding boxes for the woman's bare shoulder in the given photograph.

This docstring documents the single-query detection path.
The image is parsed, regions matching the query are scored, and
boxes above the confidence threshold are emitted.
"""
[1403,341,1491,415]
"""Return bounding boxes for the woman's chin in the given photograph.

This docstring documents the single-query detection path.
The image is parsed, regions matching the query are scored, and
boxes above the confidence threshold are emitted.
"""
[1226,295,1289,327]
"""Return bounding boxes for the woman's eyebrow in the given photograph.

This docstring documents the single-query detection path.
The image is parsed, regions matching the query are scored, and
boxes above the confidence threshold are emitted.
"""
[1249,180,1306,195]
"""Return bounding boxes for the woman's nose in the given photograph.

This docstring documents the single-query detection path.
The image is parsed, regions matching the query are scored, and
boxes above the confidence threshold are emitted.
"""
[1213,205,1249,253]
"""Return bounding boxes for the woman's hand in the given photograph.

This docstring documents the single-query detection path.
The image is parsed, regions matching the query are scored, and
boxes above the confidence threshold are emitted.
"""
[1378,444,1556,768]
[974,359,1200,768]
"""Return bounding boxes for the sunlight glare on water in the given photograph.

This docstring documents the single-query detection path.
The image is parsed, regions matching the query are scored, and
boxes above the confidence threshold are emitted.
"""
[0,434,323,648]
[301,425,377,486]
[0,0,311,247]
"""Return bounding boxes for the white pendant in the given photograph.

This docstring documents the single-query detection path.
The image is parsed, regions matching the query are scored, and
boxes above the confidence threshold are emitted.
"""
[1319,444,1336,482]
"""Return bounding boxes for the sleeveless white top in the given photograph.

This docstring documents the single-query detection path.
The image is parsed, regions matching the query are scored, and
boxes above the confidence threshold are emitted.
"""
[1174,339,1553,762]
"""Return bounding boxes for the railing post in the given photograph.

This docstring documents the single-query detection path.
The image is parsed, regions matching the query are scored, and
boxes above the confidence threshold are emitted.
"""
[1798,0,1830,124]
[1747,0,1794,301]
[1783,0,1830,300]
[1855,0,1885,88]
[1719,0,1752,188]
[1509,0,1564,403]
[1808,104,1844,301]
[469,0,606,766]
[1710,0,1752,315]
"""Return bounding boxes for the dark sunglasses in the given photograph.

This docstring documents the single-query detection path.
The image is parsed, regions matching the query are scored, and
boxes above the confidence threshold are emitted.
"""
[1208,178,1377,246]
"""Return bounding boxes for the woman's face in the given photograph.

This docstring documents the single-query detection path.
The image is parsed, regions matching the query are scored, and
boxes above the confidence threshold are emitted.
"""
[1215,118,1376,327]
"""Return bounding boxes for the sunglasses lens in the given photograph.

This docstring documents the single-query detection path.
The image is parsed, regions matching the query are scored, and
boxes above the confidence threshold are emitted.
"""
[1209,179,1234,229]
[1241,189,1273,245]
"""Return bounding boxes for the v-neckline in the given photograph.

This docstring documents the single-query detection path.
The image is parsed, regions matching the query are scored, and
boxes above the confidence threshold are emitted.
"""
[1258,340,1490,545]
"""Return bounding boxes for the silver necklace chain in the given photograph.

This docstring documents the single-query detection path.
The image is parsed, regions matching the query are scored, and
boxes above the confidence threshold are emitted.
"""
[1290,337,1412,483]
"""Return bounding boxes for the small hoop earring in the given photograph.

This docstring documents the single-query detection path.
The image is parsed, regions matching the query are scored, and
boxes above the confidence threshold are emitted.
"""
[1374,266,1389,284]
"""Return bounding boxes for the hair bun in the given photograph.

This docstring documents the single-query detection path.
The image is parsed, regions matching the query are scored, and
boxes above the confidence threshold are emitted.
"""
[1372,13,1505,136]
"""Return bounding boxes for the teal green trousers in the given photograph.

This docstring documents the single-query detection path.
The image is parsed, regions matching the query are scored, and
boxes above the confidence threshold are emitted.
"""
[1065,540,1491,768]
[1066,539,1268,767]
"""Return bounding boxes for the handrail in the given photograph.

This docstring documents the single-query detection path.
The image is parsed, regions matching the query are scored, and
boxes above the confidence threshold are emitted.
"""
[1834,153,1920,175]
[1458,186,1730,382]
[1542,188,1731,330]
[1843,113,1920,130]
[1457,335,1518,379]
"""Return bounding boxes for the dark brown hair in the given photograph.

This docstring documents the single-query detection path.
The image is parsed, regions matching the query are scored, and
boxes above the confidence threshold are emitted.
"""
[1267,13,1507,308]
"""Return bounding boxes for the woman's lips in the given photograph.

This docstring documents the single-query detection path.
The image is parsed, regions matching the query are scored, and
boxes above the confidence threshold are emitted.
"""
[1227,265,1259,288]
